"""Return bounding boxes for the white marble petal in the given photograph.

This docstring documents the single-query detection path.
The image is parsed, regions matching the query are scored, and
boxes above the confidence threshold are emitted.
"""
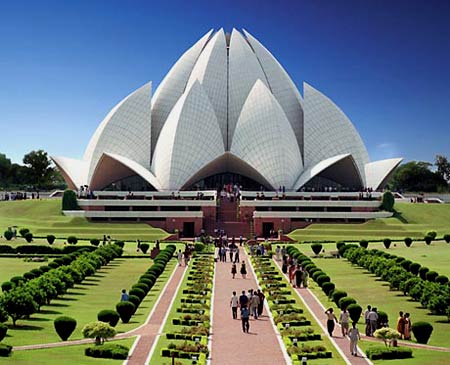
[365,158,403,190]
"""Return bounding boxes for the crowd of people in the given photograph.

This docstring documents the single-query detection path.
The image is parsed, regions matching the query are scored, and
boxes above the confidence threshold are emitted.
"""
[230,289,265,333]
[0,191,40,201]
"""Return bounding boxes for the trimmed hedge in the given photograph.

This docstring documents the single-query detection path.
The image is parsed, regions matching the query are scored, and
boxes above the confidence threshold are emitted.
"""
[54,316,77,341]
[0,344,12,357]
[97,310,120,327]
[411,321,433,344]
[366,346,412,360]
[85,343,129,360]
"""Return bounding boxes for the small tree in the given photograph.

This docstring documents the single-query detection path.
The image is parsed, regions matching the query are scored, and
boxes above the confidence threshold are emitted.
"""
[140,243,150,254]
[381,191,395,212]
[383,238,391,249]
[404,237,413,247]
[54,316,77,341]
[411,322,433,344]
[24,232,33,243]
[311,243,322,256]
[82,321,116,345]
[374,327,400,347]
[0,288,38,326]
[47,235,56,245]
[62,190,79,210]
[116,301,135,323]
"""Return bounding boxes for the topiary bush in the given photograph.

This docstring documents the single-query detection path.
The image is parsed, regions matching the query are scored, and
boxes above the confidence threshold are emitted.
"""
[62,189,79,210]
[116,302,135,323]
[425,271,439,282]
[338,296,357,310]
[419,267,429,280]
[404,237,413,247]
[316,275,331,287]
[67,236,78,245]
[336,241,346,251]
[366,346,412,360]
[194,242,205,252]
[321,282,335,296]
[411,321,433,344]
[54,316,77,341]
[0,323,8,342]
[1,282,13,292]
[383,238,391,249]
[46,235,56,244]
[129,288,146,301]
[359,240,368,249]
[90,238,100,247]
[97,310,120,327]
[0,344,12,357]
[435,275,449,285]
[426,231,437,240]
[3,231,13,241]
[127,295,140,311]
[311,243,323,256]
[114,241,125,248]
[409,262,421,275]
[332,290,347,306]
[424,235,433,245]
[24,232,33,243]
[347,303,363,323]
[444,234,450,243]
[19,228,30,237]
[140,243,149,254]
[85,343,129,359]
[381,191,395,212]
[132,283,149,294]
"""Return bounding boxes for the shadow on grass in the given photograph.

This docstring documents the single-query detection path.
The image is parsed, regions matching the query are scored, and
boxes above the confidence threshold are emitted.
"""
[393,210,409,224]
[27,317,51,322]
[8,324,44,331]
[85,278,101,282]
[39,309,62,315]
[92,274,106,278]
[67,291,86,296]
[434,320,450,324]
[47,303,69,308]
[58,297,78,302]
[79,282,98,287]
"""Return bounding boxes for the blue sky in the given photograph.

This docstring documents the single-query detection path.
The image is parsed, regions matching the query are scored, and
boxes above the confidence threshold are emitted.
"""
[0,0,449,164]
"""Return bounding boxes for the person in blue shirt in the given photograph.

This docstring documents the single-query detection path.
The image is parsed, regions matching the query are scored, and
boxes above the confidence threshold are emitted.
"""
[120,289,129,301]
[241,306,250,333]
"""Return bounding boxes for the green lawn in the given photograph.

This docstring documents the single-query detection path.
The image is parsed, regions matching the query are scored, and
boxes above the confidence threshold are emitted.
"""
[0,338,135,365]
[358,340,450,365]
[298,252,450,348]
[2,258,176,346]
[0,199,169,241]
[0,258,53,283]
[289,203,450,242]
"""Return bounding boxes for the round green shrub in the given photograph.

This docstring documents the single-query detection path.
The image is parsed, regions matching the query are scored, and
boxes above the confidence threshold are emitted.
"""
[54,316,77,341]
[383,238,391,249]
[339,296,357,310]
[400,260,412,271]
[321,282,335,296]
[194,242,205,252]
[24,232,33,243]
[426,231,437,239]
[411,321,433,344]
[381,191,395,212]
[312,270,325,282]
[62,189,79,210]
[0,323,7,342]
[67,236,78,245]
[23,272,36,281]
[336,241,346,251]
[347,303,363,323]
[10,276,24,286]
[409,262,421,275]
[1,282,13,292]
[435,275,449,285]
[425,271,439,282]
[404,237,413,247]
[114,241,125,248]
[140,243,150,254]
[316,274,331,287]
[46,235,56,245]
[377,311,389,327]
[85,343,129,359]
[311,243,323,255]
[444,234,450,243]
[19,228,30,237]
[90,238,100,247]
[140,273,156,282]
[424,235,433,245]
[97,310,120,327]
[419,267,429,280]
[129,288,146,301]
[138,278,154,288]
[3,231,13,241]
[127,295,140,311]
[116,301,135,323]
[132,283,149,294]
[332,290,347,306]
[359,240,369,249]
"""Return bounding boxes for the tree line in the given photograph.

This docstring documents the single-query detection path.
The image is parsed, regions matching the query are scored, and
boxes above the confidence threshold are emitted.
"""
[0,150,66,190]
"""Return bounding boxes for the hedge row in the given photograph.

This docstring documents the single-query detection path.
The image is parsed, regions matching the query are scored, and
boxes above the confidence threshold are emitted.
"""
[366,346,413,360]
[115,245,176,324]
[0,244,97,255]
[0,244,123,326]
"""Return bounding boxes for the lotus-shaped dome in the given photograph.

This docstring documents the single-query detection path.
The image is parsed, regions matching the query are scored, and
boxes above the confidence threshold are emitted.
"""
[52,28,402,191]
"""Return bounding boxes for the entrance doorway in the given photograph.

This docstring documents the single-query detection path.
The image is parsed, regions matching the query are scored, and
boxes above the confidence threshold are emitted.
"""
[262,222,274,239]
[183,222,195,238]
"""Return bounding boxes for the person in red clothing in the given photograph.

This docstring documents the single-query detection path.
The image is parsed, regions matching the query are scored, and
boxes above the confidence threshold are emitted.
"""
[396,311,406,339]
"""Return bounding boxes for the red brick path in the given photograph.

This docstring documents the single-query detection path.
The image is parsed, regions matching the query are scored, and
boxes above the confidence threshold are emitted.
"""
[210,250,288,365]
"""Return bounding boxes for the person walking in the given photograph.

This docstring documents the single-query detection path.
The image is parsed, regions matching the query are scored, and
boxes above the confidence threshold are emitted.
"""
[230,291,239,319]
[229,246,234,262]
[250,291,260,319]
[368,307,379,336]
[240,261,247,279]
[257,289,265,317]
[302,268,309,288]
[241,306,250,333]
[396,311,406,339]
[294,265,303,288]
[234,246,240,263]
[364,305,372,336]
[239,290,249,308]
[177,250,183,266]
[325,308,338,337]
[339,308,350,336]
[231,262,237,279]
[349,322,361,356]
[404,313,412,340]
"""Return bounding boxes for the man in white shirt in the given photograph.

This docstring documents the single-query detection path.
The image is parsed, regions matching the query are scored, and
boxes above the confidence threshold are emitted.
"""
[230,291,239,319]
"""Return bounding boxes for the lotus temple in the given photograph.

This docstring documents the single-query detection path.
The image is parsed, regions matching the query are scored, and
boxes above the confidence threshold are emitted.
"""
[53,28,402,237]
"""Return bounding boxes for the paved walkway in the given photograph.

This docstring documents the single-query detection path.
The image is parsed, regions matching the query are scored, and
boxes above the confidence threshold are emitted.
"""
[273,258,371,365]
[210,249,289,365]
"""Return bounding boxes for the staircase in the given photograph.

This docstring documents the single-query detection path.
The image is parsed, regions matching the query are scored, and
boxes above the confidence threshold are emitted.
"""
[215,198,251,237]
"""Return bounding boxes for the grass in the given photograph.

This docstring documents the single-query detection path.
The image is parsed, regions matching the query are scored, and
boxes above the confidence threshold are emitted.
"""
[289,203,450,242]
[358,340,450,364]
[297,250,450,348]
[0,199,169,241]
[0,258,53,283]
[2,258,176,346]
[0,338,135,365]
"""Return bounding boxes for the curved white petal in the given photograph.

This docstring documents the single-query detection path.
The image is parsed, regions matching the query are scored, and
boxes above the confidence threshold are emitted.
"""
[243,29,304,155]
[152,81,225,190]
[228,29,269,147]
[151,30,213,154]
[84,82,152,182]
[293,153,366,190]
[185,29,228,147]
[231,80,303,190]
[303,83,369,185]
[365,158,403,190]
[51,156,88,190]
[89,153,161,191]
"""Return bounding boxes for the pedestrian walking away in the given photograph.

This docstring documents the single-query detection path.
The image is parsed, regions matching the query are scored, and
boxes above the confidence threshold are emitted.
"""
[231,263,237,279]
[239,290,249,308]
[250,290,260,319]
[325,308,338,337]
[240,261,247,279]
[230,291,239,319]
[241,306,250,333]
[177,250,183,266]
[257,289,265,316]
[397,311,406,339]
[364,305,372,336]
[339,308,350,337]
[234,247,240,263]
[348,322,361,356]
